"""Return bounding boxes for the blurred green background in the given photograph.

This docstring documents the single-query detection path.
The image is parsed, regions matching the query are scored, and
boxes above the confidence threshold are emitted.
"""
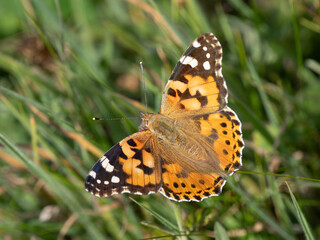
[0,0,319,239]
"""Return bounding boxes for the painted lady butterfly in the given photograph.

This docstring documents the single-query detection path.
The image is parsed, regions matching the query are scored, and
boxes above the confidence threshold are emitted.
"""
[85,33,244,202]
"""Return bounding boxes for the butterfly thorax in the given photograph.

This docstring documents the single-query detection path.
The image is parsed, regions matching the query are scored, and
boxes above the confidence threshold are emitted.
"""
[141,113,181,144]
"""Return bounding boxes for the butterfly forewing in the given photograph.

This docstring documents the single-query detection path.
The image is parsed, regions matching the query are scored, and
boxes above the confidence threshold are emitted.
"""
[85,131,162,197]
[161,33,228,116]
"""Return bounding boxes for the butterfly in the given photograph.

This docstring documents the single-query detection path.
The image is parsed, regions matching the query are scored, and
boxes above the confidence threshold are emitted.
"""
[85,33,244,202]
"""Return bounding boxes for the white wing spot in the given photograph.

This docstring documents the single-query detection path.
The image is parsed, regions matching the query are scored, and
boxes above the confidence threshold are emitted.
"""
[193,40,201,48]
[182,56,192,64]
[106,164,114,172]
[182,56,198,68]
[206,53,210,58]
[101,158,109,168]
[111,176,120,183]
[100,156,107,162]
[97,179,101,184]
[179,56,185,63]
[203,46,207,51]
[203,61,211,70]
[104,181,109,185]
[89,171,96,179]
[189,58,198,68]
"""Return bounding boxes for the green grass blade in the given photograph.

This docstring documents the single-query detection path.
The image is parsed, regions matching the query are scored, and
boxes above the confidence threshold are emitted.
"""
[286,182,315,240]
[214,222,229,240]
[129,197,179,233]
[248,60,278,126]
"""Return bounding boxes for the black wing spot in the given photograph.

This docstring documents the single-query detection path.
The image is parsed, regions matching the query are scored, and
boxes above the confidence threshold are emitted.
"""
[197,96,208,107]
[236,150,240,157]
[214,176,223,185]
[182,88,192,98]
[232,120,240,126]
[194,195,202,201]
[238,140,244,147]
[132,151,142,160]
[199,179,205,184]
[175,75,188,84]
[167,88,176,97]
[127,139,137,147]
[225,164,231,171]
[233,161,241,169]
[220,122,227,128]
[214,186,221,195]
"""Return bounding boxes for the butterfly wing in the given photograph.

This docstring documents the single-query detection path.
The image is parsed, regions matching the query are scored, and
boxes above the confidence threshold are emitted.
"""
[85,131,162,197]
[158,107,244,202]
[191,107,244,174]
[161,33,228,116]
[160,163,226,202]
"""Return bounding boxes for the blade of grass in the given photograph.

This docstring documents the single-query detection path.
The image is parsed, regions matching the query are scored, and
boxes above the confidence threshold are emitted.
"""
[172,203,187,240]
[214,222,229,240]
[286,182,315,240]
[289,0,303,68]
[248,60,278,126]
[129,197,179,233]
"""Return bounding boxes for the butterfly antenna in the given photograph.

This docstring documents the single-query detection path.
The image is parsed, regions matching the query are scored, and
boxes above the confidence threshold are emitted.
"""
[93,117,140,121]
[140,61,148,113]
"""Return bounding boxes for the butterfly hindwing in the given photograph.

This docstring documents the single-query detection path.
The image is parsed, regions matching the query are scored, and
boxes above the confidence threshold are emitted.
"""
[161,33,228,115]
[160,163,226,202]
[190,107,244,175]
[85,131,162,197]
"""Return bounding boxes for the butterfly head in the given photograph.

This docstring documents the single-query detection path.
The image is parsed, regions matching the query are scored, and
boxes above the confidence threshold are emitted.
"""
[139,112,154,131]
